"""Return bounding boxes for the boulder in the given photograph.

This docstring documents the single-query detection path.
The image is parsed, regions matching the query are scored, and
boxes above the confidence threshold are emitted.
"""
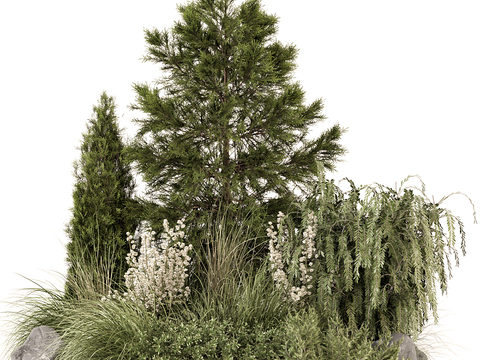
[372,332,428,360]
[11,326,62,360]
[416,347,428,360]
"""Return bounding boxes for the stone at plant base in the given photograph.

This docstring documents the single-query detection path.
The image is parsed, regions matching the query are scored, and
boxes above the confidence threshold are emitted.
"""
[11,326,63,360]
[416,346,428,360]
[372,332,428,360]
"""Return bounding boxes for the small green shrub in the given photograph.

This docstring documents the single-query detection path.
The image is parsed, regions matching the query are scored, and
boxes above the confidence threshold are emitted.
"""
[278,306,402,360]
[124,315,286,359]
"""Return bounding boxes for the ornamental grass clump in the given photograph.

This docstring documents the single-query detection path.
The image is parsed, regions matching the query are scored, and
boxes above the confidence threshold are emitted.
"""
[101,217,193,315]
[267,210,320,308]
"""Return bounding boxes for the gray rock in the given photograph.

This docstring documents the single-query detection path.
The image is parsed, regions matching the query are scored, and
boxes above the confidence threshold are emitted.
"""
[11,326,62,360]
[372,332,428,360]
[415,346,428,360]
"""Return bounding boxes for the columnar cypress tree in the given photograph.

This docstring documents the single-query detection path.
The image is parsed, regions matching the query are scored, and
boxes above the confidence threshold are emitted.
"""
[121,0,348,274]
[63,91,142,301]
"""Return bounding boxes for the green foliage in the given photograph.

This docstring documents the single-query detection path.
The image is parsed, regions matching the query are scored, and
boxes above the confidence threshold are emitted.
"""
[273,160,476,344]
[62,91,142,302]
[281,306,402,359]
[120,0,348,277]
[3,164,473,359]
[124,316,286,359]
[4,0,475,359]
[282,306,323,359]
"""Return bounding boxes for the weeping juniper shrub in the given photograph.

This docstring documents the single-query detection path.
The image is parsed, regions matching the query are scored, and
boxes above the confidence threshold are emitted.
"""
[273,160,477,347]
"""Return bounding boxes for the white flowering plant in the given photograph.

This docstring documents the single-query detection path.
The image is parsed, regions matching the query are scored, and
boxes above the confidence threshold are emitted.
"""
[101,217,193,315]
[100,207,324,318]
[266,210,322,308]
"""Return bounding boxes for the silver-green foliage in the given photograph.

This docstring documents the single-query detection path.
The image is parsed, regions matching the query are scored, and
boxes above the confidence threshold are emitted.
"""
[273,160,477,344]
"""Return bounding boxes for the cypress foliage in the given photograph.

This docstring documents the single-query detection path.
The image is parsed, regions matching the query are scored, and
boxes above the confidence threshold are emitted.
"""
[120,0,348,277]
[63,91,142,301]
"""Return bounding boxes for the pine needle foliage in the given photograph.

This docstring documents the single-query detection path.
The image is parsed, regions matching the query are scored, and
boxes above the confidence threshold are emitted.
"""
[120,0,348,272]
[273,160,477,345]
[62,91,142,301]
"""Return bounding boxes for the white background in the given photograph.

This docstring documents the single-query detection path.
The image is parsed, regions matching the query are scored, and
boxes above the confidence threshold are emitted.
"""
[1,1,479,359]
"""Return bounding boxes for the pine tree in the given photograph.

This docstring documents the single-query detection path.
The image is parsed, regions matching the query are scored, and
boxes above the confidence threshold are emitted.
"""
[121,0,348,273]
[63,91,142,301]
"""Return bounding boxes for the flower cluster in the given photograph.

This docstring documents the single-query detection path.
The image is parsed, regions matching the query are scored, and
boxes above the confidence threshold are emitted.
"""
[100,210,321,314]
[267,210,320,307]
[101,218,193,314]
